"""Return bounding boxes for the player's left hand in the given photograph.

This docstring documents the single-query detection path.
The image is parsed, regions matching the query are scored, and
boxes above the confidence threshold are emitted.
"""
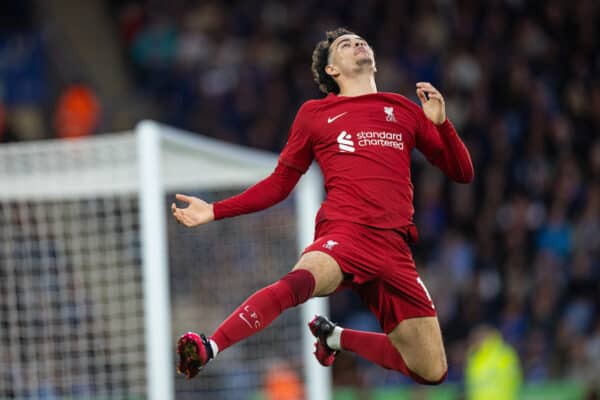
[171,194,215,227]
[416,82,446,125]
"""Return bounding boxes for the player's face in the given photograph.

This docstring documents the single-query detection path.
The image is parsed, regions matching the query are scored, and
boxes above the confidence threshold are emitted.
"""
[327,34,376,75]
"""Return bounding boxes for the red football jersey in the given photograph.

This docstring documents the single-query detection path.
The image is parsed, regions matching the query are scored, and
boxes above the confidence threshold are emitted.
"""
[279,92,473,229]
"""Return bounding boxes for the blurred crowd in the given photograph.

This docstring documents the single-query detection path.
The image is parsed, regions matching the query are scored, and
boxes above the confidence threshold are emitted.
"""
[0,1,102,142]
[2,0,599,396]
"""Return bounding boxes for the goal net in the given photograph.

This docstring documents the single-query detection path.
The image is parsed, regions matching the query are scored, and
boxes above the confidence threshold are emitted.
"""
[0,121,328,400]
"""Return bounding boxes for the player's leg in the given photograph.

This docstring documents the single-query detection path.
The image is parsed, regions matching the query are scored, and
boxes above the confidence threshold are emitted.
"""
[177,251,343,378]
[338,316,447,382]
[208,251,343,352]
[311,315,447,384]
[309,232,447,384]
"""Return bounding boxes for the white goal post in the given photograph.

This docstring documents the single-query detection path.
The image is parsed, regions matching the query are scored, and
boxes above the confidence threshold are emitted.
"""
[0,120,331,400]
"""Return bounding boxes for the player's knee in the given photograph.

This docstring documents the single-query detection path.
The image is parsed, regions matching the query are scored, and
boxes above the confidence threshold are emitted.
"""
[410,358,447,385]
[277,269,316,305]
[402,349,447,385]
[422,361,448,384]
[293,251,343,296]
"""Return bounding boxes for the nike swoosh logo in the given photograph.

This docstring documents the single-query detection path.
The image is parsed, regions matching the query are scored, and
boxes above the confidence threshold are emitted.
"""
[239,313,253,328]
[327,112,348,123]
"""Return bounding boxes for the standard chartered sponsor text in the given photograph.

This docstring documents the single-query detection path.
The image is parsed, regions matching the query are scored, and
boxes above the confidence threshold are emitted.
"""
[356,131,404,150]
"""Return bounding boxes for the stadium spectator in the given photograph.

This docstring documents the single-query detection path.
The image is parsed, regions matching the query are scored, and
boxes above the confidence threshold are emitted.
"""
[263,361,303,400]
[53,82,101,139]
[465,325,522,400]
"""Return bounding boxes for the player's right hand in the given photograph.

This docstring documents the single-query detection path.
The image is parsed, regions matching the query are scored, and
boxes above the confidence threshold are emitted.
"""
[171,194,215,227]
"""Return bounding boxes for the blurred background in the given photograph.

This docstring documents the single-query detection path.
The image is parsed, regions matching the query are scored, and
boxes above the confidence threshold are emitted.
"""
[0,0,599,399]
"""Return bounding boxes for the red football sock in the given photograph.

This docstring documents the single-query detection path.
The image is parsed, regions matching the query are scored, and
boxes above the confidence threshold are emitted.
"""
[211,269,315,352]
[340,329,447,385]
[341,329,410,373]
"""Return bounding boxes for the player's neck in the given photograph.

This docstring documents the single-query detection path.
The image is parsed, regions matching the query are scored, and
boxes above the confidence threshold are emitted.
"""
[338,74,377,97]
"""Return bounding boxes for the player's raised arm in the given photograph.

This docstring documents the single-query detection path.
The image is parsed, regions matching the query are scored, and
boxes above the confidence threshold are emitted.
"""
[415,82,474,183]
[171,101,316,228]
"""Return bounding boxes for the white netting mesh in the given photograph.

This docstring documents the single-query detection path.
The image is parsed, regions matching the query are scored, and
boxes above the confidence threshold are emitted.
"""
[0,128,304,400]
[0,135,145,399]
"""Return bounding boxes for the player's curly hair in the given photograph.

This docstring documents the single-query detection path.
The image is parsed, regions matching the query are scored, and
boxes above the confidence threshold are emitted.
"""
[311,28,356,95]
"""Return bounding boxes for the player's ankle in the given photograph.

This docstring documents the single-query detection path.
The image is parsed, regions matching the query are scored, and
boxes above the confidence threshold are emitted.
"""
[326,326,343,350]
[208,339,219,359]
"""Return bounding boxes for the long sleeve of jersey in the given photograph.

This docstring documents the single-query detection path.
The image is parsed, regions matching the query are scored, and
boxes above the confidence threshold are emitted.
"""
[212,162,302,220]
[416,118,474,183]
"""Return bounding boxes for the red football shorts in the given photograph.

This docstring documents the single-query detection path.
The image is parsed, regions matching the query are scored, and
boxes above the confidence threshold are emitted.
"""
[303,220,437,334]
